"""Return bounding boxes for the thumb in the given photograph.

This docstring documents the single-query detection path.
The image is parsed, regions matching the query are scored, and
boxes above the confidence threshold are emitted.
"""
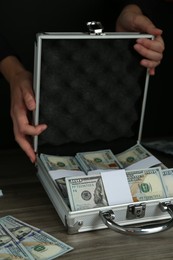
[135,16,163,36]
[22,83,36,111]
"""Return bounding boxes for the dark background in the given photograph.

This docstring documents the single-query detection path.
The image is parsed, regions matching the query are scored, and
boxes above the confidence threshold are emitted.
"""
[0,0,172,150]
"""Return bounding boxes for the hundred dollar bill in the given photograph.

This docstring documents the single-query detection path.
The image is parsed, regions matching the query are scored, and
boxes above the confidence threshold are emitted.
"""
[115,144,161,169]
[66,175,108,211]
[160,168,173,197]
[0,223,33,260]
[150,163,167,170]
[40,153,81,171]
[0,215,73,260]
[55,178,68,198]
[76,149,122,173]
[126,167,166,202]
[116,144,150,167]
[54,178,71,207]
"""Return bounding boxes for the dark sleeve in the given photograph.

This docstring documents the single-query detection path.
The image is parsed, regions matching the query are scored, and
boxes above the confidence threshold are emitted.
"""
[124,0,157,7]
[0,34,17,62]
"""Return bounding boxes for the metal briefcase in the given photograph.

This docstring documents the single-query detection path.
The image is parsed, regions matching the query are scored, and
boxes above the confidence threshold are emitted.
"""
[33,22,173,235]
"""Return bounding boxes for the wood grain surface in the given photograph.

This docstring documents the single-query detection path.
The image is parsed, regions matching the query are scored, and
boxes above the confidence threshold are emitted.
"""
[1,148,173,260]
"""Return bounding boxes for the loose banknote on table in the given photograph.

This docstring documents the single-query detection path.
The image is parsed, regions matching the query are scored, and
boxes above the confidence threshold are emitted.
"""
[0,215,73,260]
[0,222,34,260]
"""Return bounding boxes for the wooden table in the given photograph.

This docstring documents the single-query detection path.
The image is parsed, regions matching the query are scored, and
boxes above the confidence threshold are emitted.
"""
[1,147,173,260]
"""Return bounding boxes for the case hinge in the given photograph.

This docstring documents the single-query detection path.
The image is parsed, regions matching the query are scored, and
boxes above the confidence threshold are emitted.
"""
[87,21,104,35]
[126,203,146,220]
[159,201,173,212]
[65,215,83,234]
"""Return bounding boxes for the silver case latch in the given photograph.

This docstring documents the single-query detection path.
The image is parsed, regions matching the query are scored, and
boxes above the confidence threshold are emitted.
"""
[126,203,146,220]
[87,21,104,35]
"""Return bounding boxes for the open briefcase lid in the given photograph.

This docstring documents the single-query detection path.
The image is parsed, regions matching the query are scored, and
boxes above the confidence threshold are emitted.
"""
[33,23,153,156]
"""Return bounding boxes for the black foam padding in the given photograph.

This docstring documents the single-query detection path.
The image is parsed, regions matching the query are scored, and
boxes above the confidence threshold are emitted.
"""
[38,37,145,148]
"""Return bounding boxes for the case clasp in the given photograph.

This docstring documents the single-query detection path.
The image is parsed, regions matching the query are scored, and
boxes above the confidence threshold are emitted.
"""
[126,203,146,219]
[87,21,104,35]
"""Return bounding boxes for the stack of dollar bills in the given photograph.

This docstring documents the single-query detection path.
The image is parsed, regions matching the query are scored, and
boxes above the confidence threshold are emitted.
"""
[65,167,173,211]
[39,144,171,211]
[40,149,122,173]
[40,154,81,172]
[75,149,122,172]
[40,144,164,175]
[115,144,163,170]
[0,215,73,259]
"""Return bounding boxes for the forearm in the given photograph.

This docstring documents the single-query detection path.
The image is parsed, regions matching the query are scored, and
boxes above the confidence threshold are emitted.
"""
[0,55,28,85]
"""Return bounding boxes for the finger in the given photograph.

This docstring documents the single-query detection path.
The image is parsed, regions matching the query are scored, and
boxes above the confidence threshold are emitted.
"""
[15,134,36,163]
[11,98,47,136]
[20,124,48,136]
[140,58,160,70]
[12,109,47,156]
[134,44,163,64]
[14,115,47,136]
[142,26,162,37]
[134,17,163,36]
[148,68,155,76]
[21,84,36,111]
[13,123,47,163]
[136,37,165,53]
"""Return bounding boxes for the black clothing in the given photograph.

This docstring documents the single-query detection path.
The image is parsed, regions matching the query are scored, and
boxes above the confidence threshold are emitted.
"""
[127,0,173,138]
[125,0,157,12]
[0,0,128,149]
[0,35,17,61]
[0,0,172,148]
[124,0,173,26]
[0,1,128,65]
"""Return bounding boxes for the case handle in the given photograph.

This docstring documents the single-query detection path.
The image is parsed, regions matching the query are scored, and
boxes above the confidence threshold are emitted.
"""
[99,202,173,235]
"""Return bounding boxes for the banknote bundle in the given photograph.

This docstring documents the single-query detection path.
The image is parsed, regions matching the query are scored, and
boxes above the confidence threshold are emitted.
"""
[40,154,85,205]
[65,166,172,211]
[160,168,173,197]
[115,144,163,169]
[0,215,73,259]
[41,149,122,174]
[54,178,70,206]
[126,167,167,202]
[39,146,170,211]
[40,144,163,176]
[116,144,150,168]
[75,149,122,173]
[40,154,81,171]
[65,175,108,211]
